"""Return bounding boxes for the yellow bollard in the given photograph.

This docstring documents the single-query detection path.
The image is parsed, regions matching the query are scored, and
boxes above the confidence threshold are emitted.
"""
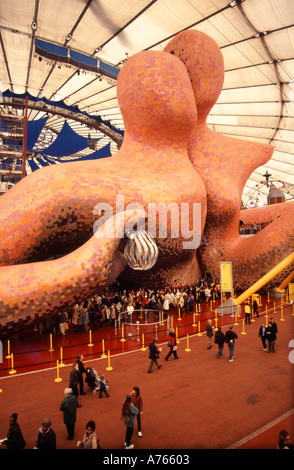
[265,304,268,318]
[59,347,65,367]
[6,339,11,359]
[101,339,107,358]
[237,305,241,317]
[195,302,199,316]
[214,309,218,329]
[197,321,202,336]
[241,319,247,335]
[192,312,197,327]
[178,307,182,321]
[9,353,17,375]
[49,334,54,352]
[120,325,126,342]
[88,329,94,347]
[234,312,239,326]
[267,291,270,303]
[171,315,174,329]
[292,303,294,317]
[106,350,113,371]
[185,334,191,352]
[176,327,180,343]
[161,311,164,326]
[54,360,62,382]
[141,334,147,351]
[280,305,285,321]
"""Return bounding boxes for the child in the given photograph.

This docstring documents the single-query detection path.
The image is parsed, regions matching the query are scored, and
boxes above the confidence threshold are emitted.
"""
[130,386,143,437]
[98,374,110,398]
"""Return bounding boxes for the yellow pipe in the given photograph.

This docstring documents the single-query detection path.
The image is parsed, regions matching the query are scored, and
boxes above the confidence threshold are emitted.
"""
[276,270,294,292]
[235,252,294,306]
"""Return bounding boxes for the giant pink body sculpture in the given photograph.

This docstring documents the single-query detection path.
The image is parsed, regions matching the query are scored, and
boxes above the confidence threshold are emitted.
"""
[164,30,294,291]
[0,50,206,335]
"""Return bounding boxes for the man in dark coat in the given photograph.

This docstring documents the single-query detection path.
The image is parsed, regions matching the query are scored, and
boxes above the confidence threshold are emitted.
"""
[60,387,78,440]
[214,326,225,357]
[205,319,213,349]
[69,362,81,406]
[225,326,238,362]
[35,418,56,449]
[76,354,86,395]
[148,339,162,373]
[266,321,277,353]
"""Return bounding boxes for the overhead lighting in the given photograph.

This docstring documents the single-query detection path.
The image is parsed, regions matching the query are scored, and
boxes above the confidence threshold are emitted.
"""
[230,0,244,6]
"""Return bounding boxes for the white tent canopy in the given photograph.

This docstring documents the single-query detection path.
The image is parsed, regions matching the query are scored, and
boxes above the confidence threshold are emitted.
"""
[0,0,293,206]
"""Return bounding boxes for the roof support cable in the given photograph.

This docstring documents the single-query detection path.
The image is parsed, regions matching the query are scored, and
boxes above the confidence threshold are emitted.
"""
[237,2,284,146]
[0,31,13,92]
[63,0,94,46]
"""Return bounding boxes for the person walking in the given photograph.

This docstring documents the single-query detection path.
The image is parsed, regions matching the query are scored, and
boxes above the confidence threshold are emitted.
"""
[130,386,143,437]
[270,317,278,337]
[205,319,213,349]
[214,326,225,357]
[121,394,139,449]
[69,363,82,407]
[77,354,86,396]
[148,339,162,373]
[225,326,238,362]
[258,322,267,351]
[244,300,251,324]
[266,321,277,353]
[165,328,179,361]
[60,387,78,440]
[77,421,100,449]
[98,374,110,398]
[0,413,26,449]
[253,299,259,317]
[35,418,56,449]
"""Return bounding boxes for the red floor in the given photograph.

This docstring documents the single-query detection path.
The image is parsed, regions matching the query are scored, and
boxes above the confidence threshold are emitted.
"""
[0,297,293,454]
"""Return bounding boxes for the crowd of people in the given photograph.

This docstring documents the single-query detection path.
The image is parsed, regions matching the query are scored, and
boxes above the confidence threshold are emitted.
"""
[0,352,144,450]
[1,276,288,450]
[41,279,222,336]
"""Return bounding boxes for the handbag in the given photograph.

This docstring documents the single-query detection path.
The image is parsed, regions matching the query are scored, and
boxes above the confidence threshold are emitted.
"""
[167,340,173,348]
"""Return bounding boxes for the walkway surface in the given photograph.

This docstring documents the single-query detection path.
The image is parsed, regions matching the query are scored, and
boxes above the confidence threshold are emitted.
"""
[0,299,293,456]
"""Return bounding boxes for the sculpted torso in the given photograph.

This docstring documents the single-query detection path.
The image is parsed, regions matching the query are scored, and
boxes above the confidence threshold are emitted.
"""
[164,30,294,291]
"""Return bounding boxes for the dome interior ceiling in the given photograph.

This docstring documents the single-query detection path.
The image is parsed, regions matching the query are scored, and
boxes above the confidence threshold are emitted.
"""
[0,0,293,207]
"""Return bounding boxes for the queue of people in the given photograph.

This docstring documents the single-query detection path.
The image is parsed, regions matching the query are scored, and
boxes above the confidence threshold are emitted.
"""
[40,279,222,337]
